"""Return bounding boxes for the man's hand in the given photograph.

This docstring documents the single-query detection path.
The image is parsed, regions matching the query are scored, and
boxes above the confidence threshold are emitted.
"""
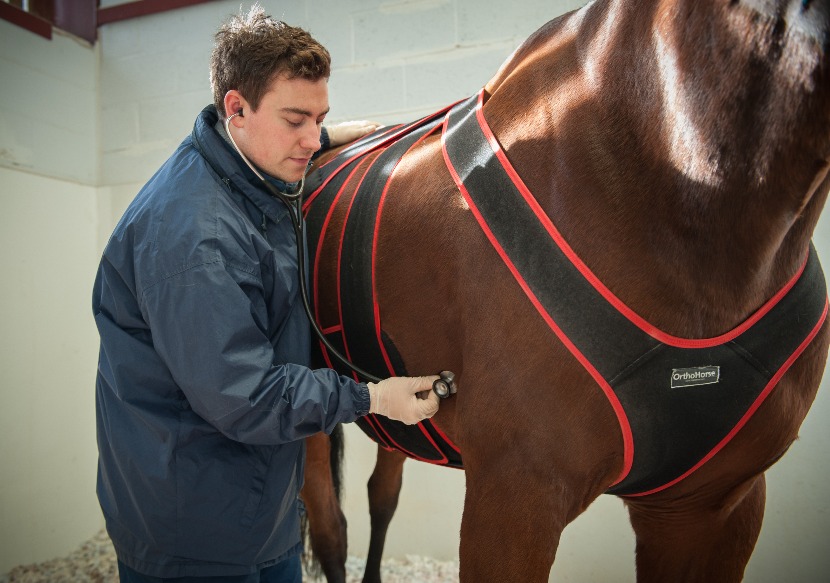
[367,376,441,425]
[325,120,381,147]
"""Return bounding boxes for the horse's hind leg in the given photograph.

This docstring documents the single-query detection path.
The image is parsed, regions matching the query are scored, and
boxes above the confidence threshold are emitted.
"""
[362,447,407,583]
[301,431,348,583]
[625,474,766,583]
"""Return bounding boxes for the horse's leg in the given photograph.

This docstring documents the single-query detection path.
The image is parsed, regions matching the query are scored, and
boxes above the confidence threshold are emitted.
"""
[300,431,348,583]
[362,446,407,583]
[458,453,596,583]
[625,474,766,583]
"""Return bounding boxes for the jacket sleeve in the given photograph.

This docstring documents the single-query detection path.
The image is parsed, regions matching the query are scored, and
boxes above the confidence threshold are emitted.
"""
[139,256,370,445]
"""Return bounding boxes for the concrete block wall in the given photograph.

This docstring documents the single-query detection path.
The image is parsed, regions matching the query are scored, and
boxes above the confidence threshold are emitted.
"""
[0,21,97,183]
[0,19,102,574]
[97,0,585,190]
[2,0,830,580]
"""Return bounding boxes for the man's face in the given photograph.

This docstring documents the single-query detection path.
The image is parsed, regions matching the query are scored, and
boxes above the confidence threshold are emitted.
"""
[233,75,329,183]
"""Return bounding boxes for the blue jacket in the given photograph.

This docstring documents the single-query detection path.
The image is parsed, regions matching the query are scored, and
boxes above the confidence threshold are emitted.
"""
[93,105,370,578]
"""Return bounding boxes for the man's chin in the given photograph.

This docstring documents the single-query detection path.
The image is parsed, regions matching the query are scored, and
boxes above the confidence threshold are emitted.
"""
[269,168,305,185]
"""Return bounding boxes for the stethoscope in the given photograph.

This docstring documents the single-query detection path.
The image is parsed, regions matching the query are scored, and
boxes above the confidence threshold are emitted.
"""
[224,111,457,398]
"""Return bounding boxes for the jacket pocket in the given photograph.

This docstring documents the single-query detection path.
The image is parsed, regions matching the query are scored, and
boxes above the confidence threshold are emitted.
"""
[240,445,274,528]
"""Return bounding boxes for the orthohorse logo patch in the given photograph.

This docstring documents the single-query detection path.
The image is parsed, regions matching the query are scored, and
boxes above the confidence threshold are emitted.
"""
[671,366,721,388]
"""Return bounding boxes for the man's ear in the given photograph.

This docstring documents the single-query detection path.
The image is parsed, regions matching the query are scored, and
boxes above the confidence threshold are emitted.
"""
[223,90,247,123]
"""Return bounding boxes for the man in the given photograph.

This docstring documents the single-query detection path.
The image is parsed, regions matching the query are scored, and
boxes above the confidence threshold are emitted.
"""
[92,6,440,582]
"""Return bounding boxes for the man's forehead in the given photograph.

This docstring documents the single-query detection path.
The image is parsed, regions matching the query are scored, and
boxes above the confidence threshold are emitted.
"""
[266,75,329,115]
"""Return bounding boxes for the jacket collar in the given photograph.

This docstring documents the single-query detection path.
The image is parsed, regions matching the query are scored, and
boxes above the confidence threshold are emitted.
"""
[191,105,290,226]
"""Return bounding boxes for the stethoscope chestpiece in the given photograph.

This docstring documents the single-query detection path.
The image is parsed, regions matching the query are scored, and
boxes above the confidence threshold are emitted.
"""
[432,370,457,399]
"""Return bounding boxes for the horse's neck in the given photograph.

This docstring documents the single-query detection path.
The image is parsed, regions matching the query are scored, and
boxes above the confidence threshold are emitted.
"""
[483,0,830,336]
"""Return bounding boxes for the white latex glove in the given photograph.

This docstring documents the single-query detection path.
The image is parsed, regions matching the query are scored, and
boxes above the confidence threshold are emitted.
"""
[325,120,381,147]
[367,376,441,425]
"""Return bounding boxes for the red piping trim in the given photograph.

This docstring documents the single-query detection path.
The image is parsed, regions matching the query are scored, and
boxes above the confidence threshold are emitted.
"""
[335,156,379,383]
[473,91,811,349]
[304,102,456,211]
[625,296,829,497]
[312,157,371,327]
[416,422,451,464]
[316,125,402,172]
[363,414,393,451]
[442,106,634,484]
[318,332,342,378]
[303,126,402,210]
[366,414,449,465]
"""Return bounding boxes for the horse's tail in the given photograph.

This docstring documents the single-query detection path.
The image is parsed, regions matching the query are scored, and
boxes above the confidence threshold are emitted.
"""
[329,422,345,501]
[301,423,345,579]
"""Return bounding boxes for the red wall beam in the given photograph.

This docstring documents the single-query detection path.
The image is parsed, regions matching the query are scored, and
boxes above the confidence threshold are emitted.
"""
[97,0,215,26]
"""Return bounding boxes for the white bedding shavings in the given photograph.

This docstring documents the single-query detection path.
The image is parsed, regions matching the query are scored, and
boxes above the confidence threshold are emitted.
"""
[337,555,459,583]
[1,530,117,583]
[1,530,460,583]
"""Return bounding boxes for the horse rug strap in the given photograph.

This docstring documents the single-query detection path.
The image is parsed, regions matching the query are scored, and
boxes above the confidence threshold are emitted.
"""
[441,90,829,496]
[303,104,463,468]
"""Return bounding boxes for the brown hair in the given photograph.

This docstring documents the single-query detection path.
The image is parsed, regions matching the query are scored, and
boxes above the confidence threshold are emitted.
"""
[210,4,331,116]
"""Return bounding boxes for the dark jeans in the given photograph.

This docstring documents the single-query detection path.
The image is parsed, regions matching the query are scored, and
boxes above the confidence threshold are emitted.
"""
[117,556,302,583]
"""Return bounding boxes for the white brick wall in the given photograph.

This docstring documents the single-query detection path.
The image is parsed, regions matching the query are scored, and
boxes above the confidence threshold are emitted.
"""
[0,20,97,184]
[96,0,588,186]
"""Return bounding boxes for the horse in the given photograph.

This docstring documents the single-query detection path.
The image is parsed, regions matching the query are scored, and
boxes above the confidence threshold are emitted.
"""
[299,0,830,581]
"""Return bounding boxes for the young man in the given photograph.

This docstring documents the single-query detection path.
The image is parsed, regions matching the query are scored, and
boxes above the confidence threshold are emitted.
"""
[93,6,440,582]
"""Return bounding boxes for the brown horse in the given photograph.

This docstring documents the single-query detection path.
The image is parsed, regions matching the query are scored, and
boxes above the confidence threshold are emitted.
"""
[300,0,830,581]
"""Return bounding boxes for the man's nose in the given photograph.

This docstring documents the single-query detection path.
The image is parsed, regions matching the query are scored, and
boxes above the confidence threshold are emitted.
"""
[302,124,322,152]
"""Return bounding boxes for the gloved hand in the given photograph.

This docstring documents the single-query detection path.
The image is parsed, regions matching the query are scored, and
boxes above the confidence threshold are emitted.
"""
[325,120,381,147]
[367,376,441,425]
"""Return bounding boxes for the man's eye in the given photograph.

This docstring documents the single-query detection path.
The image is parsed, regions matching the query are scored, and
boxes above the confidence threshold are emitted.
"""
[287,119,303,128]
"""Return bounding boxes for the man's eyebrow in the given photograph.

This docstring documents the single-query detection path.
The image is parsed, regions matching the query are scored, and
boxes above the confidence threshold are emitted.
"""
[280,107,330,117]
